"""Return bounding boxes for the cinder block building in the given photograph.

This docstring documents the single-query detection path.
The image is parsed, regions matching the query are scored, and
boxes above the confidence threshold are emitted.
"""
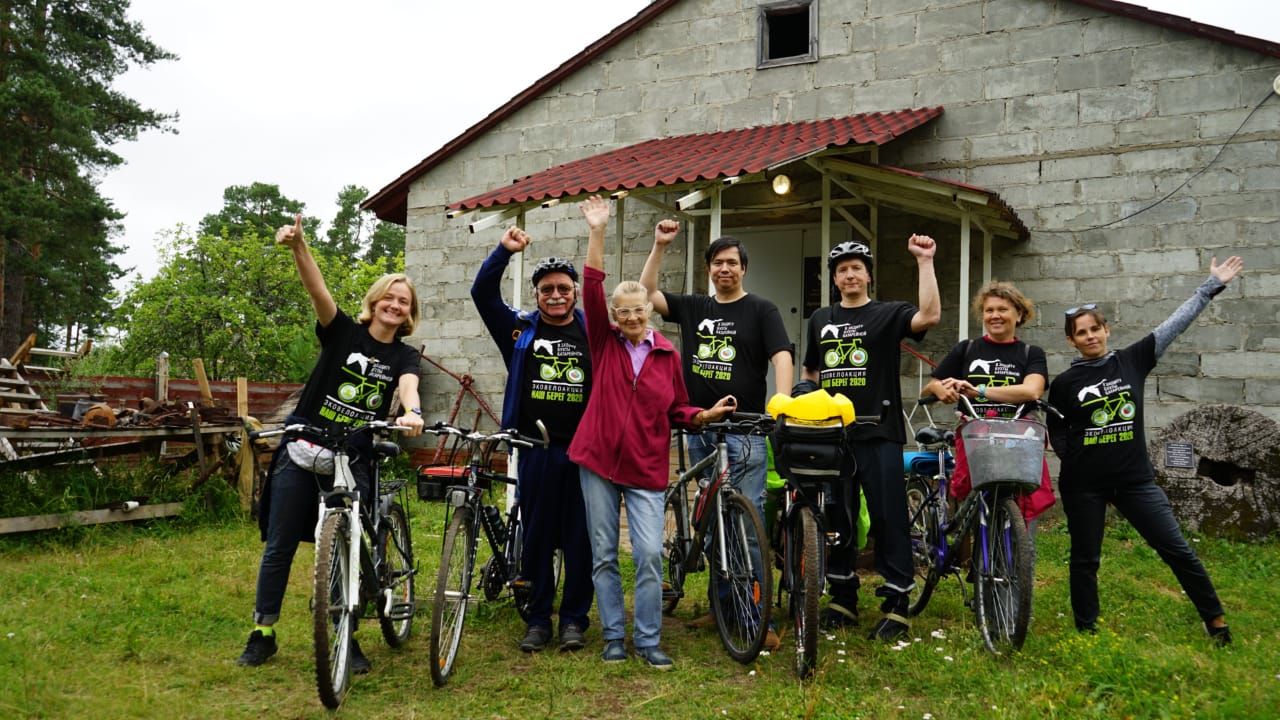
[364,0,1280,432]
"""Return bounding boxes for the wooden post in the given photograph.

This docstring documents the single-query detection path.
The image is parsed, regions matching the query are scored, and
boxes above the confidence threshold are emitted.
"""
[192,358,214,406]
[156,352,169,458]
[237,377,253,513]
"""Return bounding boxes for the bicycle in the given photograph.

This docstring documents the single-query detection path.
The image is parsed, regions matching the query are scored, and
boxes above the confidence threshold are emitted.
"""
[419,420,547,687]
[250,420,416,709]
[769,395,885,678]
[904,395,1060,655]
[661,413,775,663]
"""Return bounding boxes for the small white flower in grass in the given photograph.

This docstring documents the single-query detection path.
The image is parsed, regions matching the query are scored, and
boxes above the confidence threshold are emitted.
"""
[992,705,998,710]
[760,651,770,656]
[897,706,906,711]
[837,649,847,655]
[826,634,837,641]
[1193,538,1200,543]
[838,658,846,663]
[80,594,87,599]
[914,637,922,643]
[944,655,954,662]
[924,714,934,719]
[884,687,892,692]
[935,647,944,652]
[930,629,946,639]
[748,670,757,676]
[6,633,13,639]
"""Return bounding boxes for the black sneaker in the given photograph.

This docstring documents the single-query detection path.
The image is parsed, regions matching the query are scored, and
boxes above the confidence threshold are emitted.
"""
[868,614,910,642]
[559,623,586,651]
[350,637,372,675]
[519,624,552,652]
[236,629,278,666]
[1207,623,1233,648]
[818,601,858,630]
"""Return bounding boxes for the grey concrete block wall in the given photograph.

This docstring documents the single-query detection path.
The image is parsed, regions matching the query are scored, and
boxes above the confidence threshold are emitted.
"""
[398,0,1280,429]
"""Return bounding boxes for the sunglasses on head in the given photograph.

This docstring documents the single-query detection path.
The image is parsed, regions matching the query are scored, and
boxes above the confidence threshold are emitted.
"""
[1065,303,1098,316]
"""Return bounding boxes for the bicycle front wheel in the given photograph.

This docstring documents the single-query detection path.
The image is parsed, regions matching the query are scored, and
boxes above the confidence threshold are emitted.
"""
[708,493,772,663]
[973,495,1033,654]
[430,508,476,686]
[661,491,687,615]
[378,502,415,648]
[313,511,355,709]
[906,477,943,617]
[789,505,822,679]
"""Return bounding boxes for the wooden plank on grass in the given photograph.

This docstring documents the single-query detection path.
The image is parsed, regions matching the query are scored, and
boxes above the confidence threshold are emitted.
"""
[0,502,184,534]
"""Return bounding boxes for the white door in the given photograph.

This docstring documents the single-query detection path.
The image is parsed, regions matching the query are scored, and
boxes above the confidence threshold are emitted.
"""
[732,224,850,394]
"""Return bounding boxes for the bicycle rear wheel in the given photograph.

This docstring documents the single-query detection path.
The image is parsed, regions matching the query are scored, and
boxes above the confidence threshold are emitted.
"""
[708,492,772,663]
[905,477,944,617]
[789,505,822,679]
[973,495,1033,654]
[313,511,354,709]
[661,491,687,615]
[430,508,475,686]
[378,502,415,647]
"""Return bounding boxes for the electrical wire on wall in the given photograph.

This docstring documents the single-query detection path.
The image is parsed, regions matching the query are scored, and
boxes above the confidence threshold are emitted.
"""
[1037,86,1278,234]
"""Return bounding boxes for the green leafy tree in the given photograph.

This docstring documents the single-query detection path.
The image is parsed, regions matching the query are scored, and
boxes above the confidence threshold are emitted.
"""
[197,182,319,241]
[0,0,174,352]
[109,225,397,383]
[322,184,404,270]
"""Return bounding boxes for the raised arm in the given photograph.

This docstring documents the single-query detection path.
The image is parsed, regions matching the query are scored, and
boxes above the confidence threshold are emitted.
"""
[639,219,678,316]
[908,233,941,334]
[580,195,609,271]
[276,214,337,327]
[1152,256,1244,356]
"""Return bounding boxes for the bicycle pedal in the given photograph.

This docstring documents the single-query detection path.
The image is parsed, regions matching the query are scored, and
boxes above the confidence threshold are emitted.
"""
[386,601,416,620]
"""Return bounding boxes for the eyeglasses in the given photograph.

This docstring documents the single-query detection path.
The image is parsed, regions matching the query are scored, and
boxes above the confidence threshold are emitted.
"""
[612,305,648,318]
[537,284,575,297]
[1064,303,1098,316]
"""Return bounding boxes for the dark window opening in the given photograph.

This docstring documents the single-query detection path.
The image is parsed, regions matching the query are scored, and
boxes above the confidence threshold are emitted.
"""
[758,1,817,68]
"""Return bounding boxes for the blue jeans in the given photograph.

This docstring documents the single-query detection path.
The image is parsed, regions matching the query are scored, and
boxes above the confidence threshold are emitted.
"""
[688,432,770,617]
[686,432,768,517]
[517,445,594,630]
[579,468,665,649]
[1061,479,1224,630]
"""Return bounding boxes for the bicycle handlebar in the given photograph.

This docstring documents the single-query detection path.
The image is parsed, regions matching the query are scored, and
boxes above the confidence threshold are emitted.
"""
[425,419,550,450]
[249,420,409,443]
[917,395,1062,420]
[697,411,776,435]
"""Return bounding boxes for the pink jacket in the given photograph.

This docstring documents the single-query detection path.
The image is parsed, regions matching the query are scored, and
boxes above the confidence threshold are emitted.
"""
[568,266,700,491]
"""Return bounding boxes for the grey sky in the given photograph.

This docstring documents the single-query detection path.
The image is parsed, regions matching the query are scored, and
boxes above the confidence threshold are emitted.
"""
[100,0,1279,288]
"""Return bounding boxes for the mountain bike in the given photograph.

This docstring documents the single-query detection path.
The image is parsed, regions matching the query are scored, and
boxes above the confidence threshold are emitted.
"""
[661,413,774,663]
[770,401,885,678]
[250,420,416,709]
[904,396,1060,654]
[420,421,547,687]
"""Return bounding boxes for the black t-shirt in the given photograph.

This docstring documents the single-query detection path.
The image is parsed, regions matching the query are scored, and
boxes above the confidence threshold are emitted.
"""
[662,292,792,414]
[931,336,1047,418]
[1047,335,1157,490]
[292,311,420,449]
[803,301,923,443]
[518,320,592,444]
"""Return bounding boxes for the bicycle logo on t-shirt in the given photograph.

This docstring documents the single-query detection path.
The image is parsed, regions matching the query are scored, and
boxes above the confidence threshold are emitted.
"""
[819,323,868,368]
[337,365,387,410]
[695,318,737,362]
[1080,386,1136,427]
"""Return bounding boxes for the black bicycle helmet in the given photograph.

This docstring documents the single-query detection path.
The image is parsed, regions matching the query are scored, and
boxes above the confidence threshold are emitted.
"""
[827,241,874,275]
[530,256,578,286]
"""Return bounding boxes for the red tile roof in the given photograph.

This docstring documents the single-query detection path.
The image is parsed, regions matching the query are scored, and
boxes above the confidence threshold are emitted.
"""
[449,108,944,211]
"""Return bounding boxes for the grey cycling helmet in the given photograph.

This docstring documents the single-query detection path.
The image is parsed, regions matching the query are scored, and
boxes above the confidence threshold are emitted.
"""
[828,241,874,275]
[530,256,578,286]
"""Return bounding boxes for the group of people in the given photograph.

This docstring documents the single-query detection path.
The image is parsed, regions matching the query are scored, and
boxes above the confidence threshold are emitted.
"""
[237,199,1239,672]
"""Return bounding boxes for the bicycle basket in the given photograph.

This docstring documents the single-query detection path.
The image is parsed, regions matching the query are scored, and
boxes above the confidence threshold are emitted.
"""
[417,465,469,501]
[773,416,845,485]
[959,418,1045,491]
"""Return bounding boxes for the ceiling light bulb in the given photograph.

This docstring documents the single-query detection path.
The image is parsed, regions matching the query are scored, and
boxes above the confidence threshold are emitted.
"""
[772,173,792,195]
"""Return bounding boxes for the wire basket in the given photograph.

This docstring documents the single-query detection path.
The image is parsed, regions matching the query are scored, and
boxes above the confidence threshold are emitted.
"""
[960,417,1046,491]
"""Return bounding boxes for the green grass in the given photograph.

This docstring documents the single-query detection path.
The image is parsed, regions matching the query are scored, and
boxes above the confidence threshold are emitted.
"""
[1,501,1276,719]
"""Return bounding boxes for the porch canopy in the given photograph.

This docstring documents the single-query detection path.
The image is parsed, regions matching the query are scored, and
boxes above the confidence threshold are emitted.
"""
[447,107,1029,337]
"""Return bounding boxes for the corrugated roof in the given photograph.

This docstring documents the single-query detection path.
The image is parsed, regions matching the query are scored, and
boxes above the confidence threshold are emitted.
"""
[449,108,944,211]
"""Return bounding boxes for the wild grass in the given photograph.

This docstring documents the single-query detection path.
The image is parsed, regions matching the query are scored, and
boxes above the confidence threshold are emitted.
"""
[1,498,1275,720]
